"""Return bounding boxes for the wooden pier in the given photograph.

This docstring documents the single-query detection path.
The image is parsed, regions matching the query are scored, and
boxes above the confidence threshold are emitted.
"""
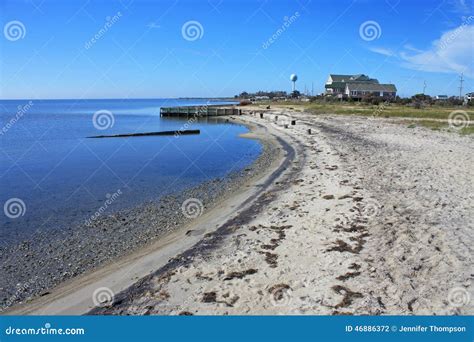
[160,105,241,117]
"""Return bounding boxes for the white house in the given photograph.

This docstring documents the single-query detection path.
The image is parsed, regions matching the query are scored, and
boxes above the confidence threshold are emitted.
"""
[325,74,397,99]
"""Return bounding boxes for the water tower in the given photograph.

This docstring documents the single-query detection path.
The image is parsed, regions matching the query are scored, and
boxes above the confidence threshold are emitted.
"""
[290,74,298,92]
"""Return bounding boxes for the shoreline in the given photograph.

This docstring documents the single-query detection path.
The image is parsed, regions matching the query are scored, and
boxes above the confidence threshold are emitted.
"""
[4,117,291,315]
[91,108,472,316]
[4,108,473,315]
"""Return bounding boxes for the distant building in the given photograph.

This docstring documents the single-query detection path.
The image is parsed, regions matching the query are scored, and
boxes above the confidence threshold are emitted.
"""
[253,95,270,100]
[345,83,397,99]
[465,92,474,103]
[325,74,397,99]
[325,74,377,94]
[435,95,448,100]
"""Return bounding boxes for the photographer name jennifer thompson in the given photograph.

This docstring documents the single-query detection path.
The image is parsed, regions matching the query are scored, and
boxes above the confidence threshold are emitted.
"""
[345,325,467,333]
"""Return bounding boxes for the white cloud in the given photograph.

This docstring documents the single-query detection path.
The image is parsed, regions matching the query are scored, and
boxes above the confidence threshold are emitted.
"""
[400,24,474,78]
[402,44,423,53]
[368,47,395,57]
[369,24,474,78]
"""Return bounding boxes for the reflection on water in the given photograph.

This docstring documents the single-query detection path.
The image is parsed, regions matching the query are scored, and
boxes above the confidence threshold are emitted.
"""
[0,99,260,247]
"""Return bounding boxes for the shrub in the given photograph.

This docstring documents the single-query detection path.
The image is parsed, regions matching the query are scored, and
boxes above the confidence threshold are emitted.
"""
[239,100,252,106]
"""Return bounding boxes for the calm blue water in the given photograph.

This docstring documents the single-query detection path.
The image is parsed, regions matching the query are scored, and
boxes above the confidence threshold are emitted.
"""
[0,99,260,247]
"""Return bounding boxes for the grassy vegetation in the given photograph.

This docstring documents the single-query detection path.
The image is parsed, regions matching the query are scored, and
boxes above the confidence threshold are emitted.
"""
[255,101,473,135]
[404,120,447,131]
[460,126,474,135]
[263,100,473,120]
[400,120,474,135]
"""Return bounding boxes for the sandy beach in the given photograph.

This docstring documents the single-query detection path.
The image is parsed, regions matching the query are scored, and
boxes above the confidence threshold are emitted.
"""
[88,107,472,316]
[6,107,473,315]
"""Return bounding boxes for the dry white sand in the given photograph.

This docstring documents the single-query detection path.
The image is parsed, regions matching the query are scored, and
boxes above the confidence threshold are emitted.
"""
[90,109,473,315]
[8,108,472,316]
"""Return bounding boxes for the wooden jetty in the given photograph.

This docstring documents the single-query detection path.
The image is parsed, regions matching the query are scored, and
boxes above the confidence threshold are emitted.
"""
[160,105,241,117]
[88,129,200,138]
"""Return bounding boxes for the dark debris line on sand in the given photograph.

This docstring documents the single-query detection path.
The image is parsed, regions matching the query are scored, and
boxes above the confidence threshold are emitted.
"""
[89,126,303,315]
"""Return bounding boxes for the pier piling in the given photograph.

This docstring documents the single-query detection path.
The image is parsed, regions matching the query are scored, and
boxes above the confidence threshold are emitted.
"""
[160,106,241,117]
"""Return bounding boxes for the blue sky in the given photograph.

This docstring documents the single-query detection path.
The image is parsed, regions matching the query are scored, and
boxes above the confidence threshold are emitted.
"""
[0,0,473,99]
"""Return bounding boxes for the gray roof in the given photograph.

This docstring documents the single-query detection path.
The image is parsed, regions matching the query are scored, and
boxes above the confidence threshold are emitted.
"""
[346,83,397,92]
[329,74,353,82]
[350,74,371,81]
[330,74,379,83]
